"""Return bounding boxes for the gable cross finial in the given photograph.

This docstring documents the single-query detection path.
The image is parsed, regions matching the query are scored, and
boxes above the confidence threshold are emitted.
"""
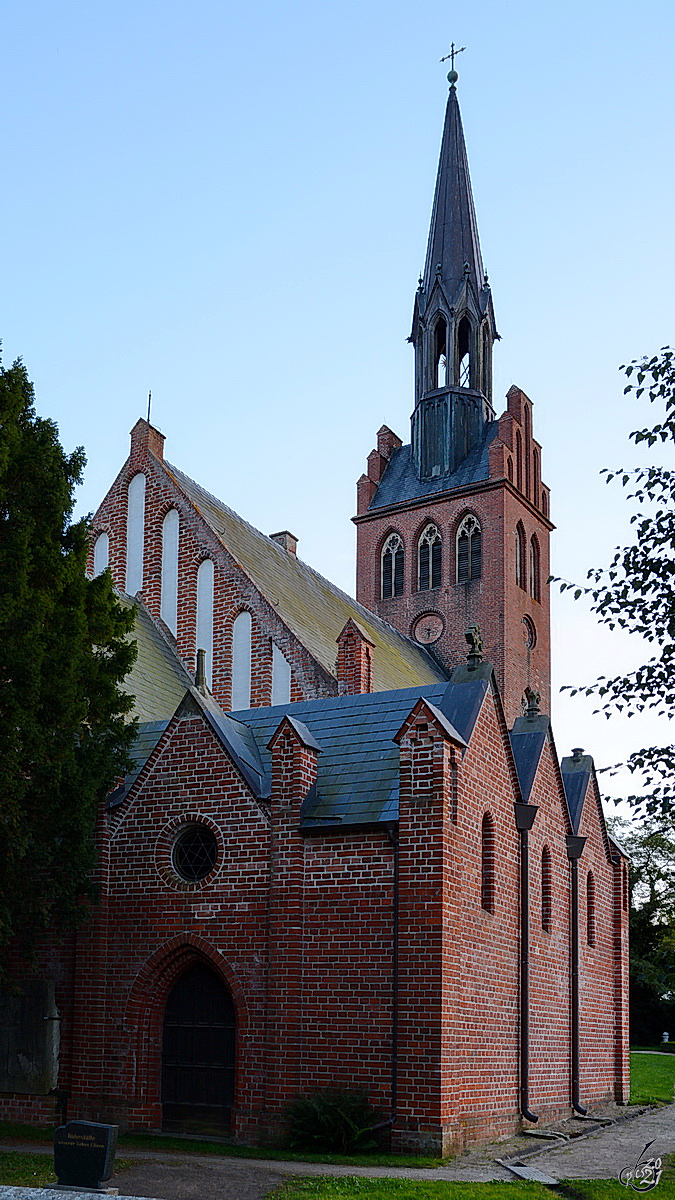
[440,42,466,86]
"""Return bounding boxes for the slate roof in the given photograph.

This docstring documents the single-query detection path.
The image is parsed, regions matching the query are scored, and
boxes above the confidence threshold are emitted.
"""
[232,677,488,829]
[509,713,551,804]
[421,85,487,309]
[560,754,595,835]
[109,597,194,807]
[119,596,193,721]
[367,424,498,511]
[165,461,448,692]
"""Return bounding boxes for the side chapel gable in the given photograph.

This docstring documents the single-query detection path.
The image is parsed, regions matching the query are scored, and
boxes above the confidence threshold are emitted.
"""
[108,691,271,844]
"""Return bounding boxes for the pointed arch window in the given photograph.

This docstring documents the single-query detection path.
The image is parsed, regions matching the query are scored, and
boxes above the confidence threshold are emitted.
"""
[418,523,442,590]
[541,846,552,932]
[529,535,541,602]
[271,643,291,705]
[481,812,495,913]
[457,315,472,387]
[457,514,481,582]
[381,533,404,599]
[161,509,180,636]
[126,472,146,595]
[481,322,491,397]
[515,431,523,492]
[434,317,448,389]
[93,531,109,577]
[532,448,540,508]
[586,871,596,946]
[196,559,214,690]
[232,610,252,710]
[515,522,526,590]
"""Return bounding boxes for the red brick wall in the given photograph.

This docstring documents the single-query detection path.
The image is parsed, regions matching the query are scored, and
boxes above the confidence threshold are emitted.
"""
[354,390,552,726]
[87,421,336,711]
[1,691,626,1151]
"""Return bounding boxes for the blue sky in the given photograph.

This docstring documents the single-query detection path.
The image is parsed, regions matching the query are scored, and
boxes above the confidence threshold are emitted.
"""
[2,0,673,809]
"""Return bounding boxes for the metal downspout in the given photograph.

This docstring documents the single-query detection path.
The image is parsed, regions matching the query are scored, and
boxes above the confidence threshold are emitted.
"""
[386,825,399,1127]
[567,835,587,1114]
[514,802,539,1123]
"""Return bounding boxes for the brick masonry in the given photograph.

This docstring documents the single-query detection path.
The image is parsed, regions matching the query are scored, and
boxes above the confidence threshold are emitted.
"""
[355,386,552,727]
[1,675,629,1154]
[1,402,628,1155]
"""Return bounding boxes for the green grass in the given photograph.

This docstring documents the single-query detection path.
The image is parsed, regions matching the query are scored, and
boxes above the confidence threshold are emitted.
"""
[266,1182,553,1199]
[264,1175,675,1200]
[0,1149,57,1187]
[629,1049,675,1104]
[0,1149,133,1188]
[0,1122,440,1169]
[556,1179,675,1199]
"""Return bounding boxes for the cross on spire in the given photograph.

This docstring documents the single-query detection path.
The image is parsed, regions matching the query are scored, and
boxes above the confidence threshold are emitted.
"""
[440,41,466,83]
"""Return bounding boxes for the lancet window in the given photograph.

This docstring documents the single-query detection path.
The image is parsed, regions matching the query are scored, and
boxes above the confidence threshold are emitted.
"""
[529,535,541,602]
[456,514,481,582]
[434,317,448,389]
[515,522,526,590]
[457,315,472,387]
[93,531,109,576]
[231,610,252,710]
[381,533,404,599]
[418,523,442,590]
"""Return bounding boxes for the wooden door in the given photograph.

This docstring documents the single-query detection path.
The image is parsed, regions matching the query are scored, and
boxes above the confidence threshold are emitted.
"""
[161,964,235,1133]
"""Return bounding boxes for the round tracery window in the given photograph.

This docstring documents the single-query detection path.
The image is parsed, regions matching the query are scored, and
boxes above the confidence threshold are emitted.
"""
[522,615,537,649]
[172,824,218,882]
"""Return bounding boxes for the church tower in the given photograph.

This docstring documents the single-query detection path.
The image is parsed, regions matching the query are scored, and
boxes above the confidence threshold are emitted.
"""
[354,72,553,725]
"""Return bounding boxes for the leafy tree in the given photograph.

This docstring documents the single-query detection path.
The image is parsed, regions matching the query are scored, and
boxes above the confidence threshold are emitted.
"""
[0,356,137,966]
[607,816,675,1043]
[556,347,675,819]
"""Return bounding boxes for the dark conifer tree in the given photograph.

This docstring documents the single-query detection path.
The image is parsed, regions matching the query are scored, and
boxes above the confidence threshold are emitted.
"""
[0,357,137,963]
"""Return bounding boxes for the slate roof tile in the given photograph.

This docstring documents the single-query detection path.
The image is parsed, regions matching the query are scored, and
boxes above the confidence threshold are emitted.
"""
[233,677,488,829]
[367,426,498,511]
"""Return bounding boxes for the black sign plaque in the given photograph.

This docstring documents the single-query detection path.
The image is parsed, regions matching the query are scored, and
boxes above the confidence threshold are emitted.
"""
[54,1120,118,1190]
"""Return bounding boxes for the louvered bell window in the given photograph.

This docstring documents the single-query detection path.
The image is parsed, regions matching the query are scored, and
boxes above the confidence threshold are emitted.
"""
[418,524,442,590]
[382,534,404,599]
[456,515,481,582]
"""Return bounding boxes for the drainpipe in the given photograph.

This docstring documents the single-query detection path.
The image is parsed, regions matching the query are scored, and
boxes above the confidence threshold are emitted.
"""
[514,802,539,1123]
[567,834,587,1115]
[385,825,399,1127]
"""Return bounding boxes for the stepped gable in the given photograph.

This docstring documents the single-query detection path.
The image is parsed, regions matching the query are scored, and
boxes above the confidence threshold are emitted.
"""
[367,422,499,510]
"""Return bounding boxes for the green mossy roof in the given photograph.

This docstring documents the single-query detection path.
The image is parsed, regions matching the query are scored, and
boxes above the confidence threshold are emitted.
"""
[119,596,192,722]
[167,462,448,692]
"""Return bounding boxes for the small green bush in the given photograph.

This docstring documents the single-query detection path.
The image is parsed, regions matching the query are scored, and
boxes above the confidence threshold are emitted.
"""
[285,1089,385,1153]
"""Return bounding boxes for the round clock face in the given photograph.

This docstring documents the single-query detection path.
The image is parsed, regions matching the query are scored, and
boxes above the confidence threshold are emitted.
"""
[413,612,444,645]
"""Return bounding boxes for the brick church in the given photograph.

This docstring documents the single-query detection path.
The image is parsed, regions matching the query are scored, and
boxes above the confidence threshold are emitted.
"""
[3,77,629,1155]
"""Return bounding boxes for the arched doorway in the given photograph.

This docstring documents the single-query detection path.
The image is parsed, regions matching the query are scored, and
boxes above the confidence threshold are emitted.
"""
[161,963,236,1133]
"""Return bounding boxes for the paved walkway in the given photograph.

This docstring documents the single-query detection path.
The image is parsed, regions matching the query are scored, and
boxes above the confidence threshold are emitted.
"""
[1,1102,674,1197]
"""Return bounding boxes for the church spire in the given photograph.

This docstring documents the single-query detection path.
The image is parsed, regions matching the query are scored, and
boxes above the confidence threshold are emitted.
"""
[410,74,498,480]
[421,83,486,309]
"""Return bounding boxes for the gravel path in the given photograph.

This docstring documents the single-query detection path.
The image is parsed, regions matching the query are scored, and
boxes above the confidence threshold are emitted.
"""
[1,1102,674,1197]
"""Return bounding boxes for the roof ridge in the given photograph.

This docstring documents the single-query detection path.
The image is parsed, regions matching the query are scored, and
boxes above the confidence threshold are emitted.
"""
[165,459,448,675]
